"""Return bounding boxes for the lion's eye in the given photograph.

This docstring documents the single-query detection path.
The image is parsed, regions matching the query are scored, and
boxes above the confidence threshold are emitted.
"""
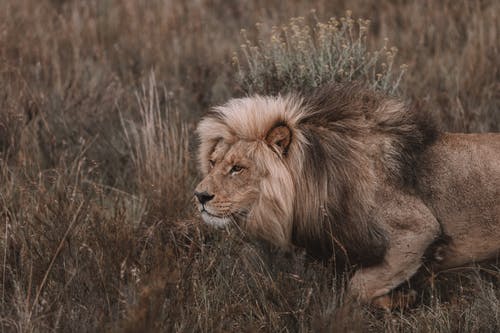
[230,165,244,174]
[209,160,215,168]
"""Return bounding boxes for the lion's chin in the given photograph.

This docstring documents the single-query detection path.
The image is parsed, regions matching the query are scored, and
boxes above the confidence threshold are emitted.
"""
[200,211,231,228]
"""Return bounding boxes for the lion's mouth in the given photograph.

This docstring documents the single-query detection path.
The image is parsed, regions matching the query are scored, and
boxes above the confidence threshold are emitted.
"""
[199,206,248,228]
[200,209,231,228]
[200,208,221,219]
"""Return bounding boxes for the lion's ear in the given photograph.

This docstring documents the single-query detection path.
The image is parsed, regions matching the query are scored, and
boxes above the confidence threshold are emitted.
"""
[265,125,291,155]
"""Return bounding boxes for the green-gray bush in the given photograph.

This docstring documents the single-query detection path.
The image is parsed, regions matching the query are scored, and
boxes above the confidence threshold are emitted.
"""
[236,12,407,95]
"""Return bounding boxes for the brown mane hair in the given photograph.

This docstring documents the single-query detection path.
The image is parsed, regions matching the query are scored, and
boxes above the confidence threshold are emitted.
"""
[197,82,439,267]
[293,83,438,264]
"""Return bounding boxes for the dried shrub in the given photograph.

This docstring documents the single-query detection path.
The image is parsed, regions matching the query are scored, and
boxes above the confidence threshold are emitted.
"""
[236,12,407,95]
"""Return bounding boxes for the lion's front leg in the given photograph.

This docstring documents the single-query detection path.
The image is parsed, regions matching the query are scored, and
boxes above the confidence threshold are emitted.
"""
[348,237,426,304]
[347,195,440,305]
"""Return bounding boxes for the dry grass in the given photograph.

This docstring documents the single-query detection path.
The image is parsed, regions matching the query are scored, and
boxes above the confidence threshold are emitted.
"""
[0,0,499,332]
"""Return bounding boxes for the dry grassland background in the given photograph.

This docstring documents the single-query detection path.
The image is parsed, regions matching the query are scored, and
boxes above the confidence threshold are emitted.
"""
[0,0,499,332]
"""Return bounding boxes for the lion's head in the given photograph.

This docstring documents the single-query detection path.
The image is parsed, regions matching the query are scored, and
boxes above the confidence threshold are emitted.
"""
[195,83,437,265]
[194,95,306,247]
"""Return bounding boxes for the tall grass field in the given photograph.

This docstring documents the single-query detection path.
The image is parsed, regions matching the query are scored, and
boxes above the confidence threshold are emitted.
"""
[0,1,499,332]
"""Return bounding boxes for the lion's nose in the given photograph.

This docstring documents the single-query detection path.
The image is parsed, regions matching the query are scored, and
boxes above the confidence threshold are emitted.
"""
[194,191,215,205]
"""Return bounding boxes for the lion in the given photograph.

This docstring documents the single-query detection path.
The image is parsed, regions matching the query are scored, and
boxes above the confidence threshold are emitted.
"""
[194,82,500,306]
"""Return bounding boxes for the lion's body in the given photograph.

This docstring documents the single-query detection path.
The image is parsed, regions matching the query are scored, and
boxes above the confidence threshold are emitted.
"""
[417,133,500,268]
[194,83,500,304]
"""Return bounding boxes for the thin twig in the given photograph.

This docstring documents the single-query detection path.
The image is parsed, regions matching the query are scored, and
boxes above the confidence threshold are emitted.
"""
[28,200,85,319]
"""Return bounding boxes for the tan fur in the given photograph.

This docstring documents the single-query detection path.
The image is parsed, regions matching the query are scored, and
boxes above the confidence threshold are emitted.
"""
[194,83,500,305]
[196,95,305,247]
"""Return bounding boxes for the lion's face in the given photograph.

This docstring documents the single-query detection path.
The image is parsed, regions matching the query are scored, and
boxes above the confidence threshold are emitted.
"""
[195,96,302,246]
[194,139,264,228]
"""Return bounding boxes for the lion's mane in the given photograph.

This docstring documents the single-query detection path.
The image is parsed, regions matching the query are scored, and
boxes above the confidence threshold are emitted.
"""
[197,83,438,267]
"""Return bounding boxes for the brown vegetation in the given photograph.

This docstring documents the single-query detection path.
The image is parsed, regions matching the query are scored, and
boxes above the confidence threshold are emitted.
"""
[0,0,499,332]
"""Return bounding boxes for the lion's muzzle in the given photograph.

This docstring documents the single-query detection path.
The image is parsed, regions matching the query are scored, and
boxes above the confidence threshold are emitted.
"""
[194,191,214,205]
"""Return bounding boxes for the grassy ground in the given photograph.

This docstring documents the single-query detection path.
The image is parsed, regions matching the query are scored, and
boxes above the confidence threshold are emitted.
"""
[0,0,499,332]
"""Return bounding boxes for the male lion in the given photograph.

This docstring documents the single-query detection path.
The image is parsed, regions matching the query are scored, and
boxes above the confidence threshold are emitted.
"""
[194,83,500,305]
